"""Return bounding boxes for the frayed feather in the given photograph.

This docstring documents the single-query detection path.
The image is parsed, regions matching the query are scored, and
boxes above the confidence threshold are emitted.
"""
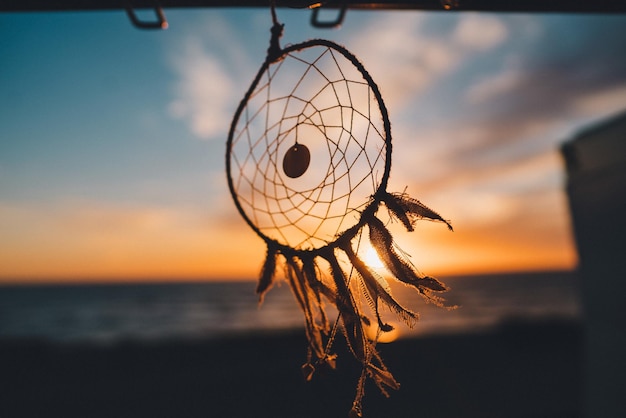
[301,255,332,334]
[368,216,414,281]
[256,243,278,304]
[285,257,326,359]
[380,191,414,231]
[338,239,419,329]
[367,363,401,394]
[383,191,453,231]
[368,216,451,307]
[323,250,367,363]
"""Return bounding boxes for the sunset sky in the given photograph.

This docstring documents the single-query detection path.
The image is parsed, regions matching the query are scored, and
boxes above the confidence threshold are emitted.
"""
[1,9,626,283]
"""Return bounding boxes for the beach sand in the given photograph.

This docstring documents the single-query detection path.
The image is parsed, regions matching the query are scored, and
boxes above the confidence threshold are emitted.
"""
[0,319,582,418]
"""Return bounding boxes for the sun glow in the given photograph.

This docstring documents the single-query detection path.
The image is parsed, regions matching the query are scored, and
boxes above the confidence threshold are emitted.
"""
[363,247,385,270]
[365,321,400,343]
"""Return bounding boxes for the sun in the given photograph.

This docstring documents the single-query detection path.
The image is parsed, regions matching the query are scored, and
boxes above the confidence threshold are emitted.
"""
[364,247,385,269]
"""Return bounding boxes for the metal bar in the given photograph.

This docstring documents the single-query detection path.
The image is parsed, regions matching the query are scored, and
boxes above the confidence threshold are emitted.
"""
[1,0,625,13]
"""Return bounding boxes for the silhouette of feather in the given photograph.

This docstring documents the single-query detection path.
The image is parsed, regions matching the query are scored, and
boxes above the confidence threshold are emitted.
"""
[338,240,419,329]
[368,216,450,307]
[285,257,326,359]
[380,191,414,231]
[368,216,411,279]
[324,250,367,363]
[367,363,400,395]
[301,255,332,334]
[383,192,453,231]
[256,243,278,304]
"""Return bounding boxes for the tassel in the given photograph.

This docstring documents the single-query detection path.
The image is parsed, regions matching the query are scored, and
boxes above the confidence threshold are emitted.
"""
[382,191,453,231]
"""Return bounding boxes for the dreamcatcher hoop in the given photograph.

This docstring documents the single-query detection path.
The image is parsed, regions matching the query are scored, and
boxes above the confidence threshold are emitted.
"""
[227,37,393,253]
[226,10,453,418]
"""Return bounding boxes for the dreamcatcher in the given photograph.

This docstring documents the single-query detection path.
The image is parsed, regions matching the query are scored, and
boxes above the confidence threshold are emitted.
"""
[226,6,453,417]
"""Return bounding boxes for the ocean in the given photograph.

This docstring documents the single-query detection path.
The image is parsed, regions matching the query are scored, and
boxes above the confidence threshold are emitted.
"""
[0,271,581,344]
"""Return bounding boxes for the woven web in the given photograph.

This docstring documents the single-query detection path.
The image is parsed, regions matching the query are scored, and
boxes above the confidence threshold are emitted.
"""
[230,44,388,250]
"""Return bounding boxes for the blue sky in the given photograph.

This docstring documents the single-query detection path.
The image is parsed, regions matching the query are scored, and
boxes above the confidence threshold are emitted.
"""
[1,9,626,281]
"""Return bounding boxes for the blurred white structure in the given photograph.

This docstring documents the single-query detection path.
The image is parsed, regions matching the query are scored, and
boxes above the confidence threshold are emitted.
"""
[562,111,626,418]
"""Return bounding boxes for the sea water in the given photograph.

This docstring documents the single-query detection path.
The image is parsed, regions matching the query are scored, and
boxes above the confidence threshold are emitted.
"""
[0,271,581,343]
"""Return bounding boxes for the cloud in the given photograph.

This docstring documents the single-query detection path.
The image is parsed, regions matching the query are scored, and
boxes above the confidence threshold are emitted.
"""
[460,15,626,134]
[387,14,626,190]
[166,14,257,140]
[572,84,626,118]
[347,14,443,104]
[452,14,508,51]
[348,13,509,108]
[464,67,523,104]
[168,38,236,139]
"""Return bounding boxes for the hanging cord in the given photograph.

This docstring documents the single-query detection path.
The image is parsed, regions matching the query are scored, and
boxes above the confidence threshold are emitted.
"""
[270,0,279,24]
[268,1,285,62]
